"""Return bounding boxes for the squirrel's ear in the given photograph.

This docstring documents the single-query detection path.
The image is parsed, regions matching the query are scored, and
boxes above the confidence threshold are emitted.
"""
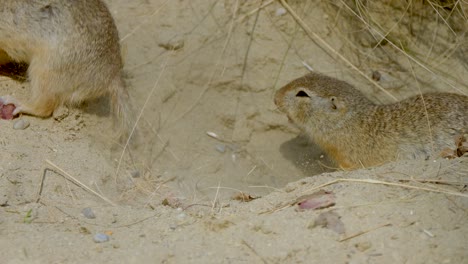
[295,89,310,98]
[329,96,344,110]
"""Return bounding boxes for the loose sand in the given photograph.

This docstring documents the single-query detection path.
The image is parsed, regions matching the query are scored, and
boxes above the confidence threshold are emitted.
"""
[1,0,467,263]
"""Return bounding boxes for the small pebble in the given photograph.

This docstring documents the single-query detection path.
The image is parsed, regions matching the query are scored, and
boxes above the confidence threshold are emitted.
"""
[130,170,141,178]
[13,119,30,130]
[93,233,110,243]
[355,241,372,252]
[158,37,185,51]
[275,7,287,16]
[371,70,382,81]
[176,213,186,220]
[82,207,96,219]
[215,144,226,153]
[79,227,91,234]
[206,131,219,139]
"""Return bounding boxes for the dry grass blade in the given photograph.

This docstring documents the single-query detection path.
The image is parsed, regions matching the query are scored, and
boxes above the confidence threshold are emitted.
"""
[339,223,392,242]
[168,0,240,126]
[407,58,435,154]
[299,178,468,198]
[339,0,467,95]
[37,160,117,206]
[242,239,269,264]
[120,0,170,43]
[236,0,274,23]
[261,176,468,214]
[278,0,398,101]
[114,52,172,183]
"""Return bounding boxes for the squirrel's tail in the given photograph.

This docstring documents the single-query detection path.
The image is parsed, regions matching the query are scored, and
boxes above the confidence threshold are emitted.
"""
[109,76,136,141]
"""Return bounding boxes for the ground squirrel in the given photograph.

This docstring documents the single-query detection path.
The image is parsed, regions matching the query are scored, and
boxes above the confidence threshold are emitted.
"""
[0,0,133,136]
[275,72,468,169]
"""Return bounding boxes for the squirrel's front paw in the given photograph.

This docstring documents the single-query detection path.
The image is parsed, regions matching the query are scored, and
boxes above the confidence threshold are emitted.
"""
[0,96,19,119]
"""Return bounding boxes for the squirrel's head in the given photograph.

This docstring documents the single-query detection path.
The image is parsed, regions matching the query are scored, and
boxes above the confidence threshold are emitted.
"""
[274,72,372,133]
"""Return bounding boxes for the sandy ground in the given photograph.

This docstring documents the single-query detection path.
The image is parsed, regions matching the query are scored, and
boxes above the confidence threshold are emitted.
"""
[1,0,467,263]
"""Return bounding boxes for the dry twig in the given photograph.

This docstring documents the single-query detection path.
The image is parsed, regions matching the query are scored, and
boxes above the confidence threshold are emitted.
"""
[37,160,117,206]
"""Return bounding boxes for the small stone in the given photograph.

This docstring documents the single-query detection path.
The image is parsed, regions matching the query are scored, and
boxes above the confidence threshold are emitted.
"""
[158,37,185,51]
[93,233,109,243]
[130,170,140,178]
[82,207,96,219]
[372,70,381,81]
[176,213,186,220]
[79,227,91,234]
[275,8,287,16]
[215,144,226,153]
[355,241,372,252]
[13,119,30,130]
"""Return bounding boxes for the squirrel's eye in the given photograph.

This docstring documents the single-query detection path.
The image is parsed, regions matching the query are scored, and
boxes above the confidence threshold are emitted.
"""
[330,96,337,109]
[296,90,309,97]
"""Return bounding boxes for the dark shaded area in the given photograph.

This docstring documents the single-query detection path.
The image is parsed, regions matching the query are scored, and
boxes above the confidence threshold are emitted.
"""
[84,96,111,117]
[0,62,28,82]
[279,134,334,176]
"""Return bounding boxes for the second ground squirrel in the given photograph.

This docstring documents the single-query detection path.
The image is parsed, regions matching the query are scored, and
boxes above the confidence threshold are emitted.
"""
[275,72,468,169]
[0,0,133,136]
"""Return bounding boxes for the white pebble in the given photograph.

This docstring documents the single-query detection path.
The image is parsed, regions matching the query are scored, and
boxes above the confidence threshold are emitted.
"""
[276,8,287,16]
[176,213,186,220]
[13,119,30,130]
[93,233,109,243]
[206,131,219,139]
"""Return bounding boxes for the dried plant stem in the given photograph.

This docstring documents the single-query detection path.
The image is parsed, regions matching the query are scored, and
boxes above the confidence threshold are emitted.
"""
[299,178,468,198]
[278,0,398,101]
[339,223,392,242]
[114,52,171,183]
[120,0,170,43]
[37,160,117,206]
[339,0,466,95]
[169,0,240,126]
[262,176,467,214]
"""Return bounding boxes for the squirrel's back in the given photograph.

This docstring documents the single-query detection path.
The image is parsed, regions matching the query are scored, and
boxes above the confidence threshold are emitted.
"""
[275,72,468,169]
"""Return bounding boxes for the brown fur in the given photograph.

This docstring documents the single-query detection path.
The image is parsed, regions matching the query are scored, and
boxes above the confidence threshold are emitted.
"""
[275,72,468,169]
[0,0,133,137]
